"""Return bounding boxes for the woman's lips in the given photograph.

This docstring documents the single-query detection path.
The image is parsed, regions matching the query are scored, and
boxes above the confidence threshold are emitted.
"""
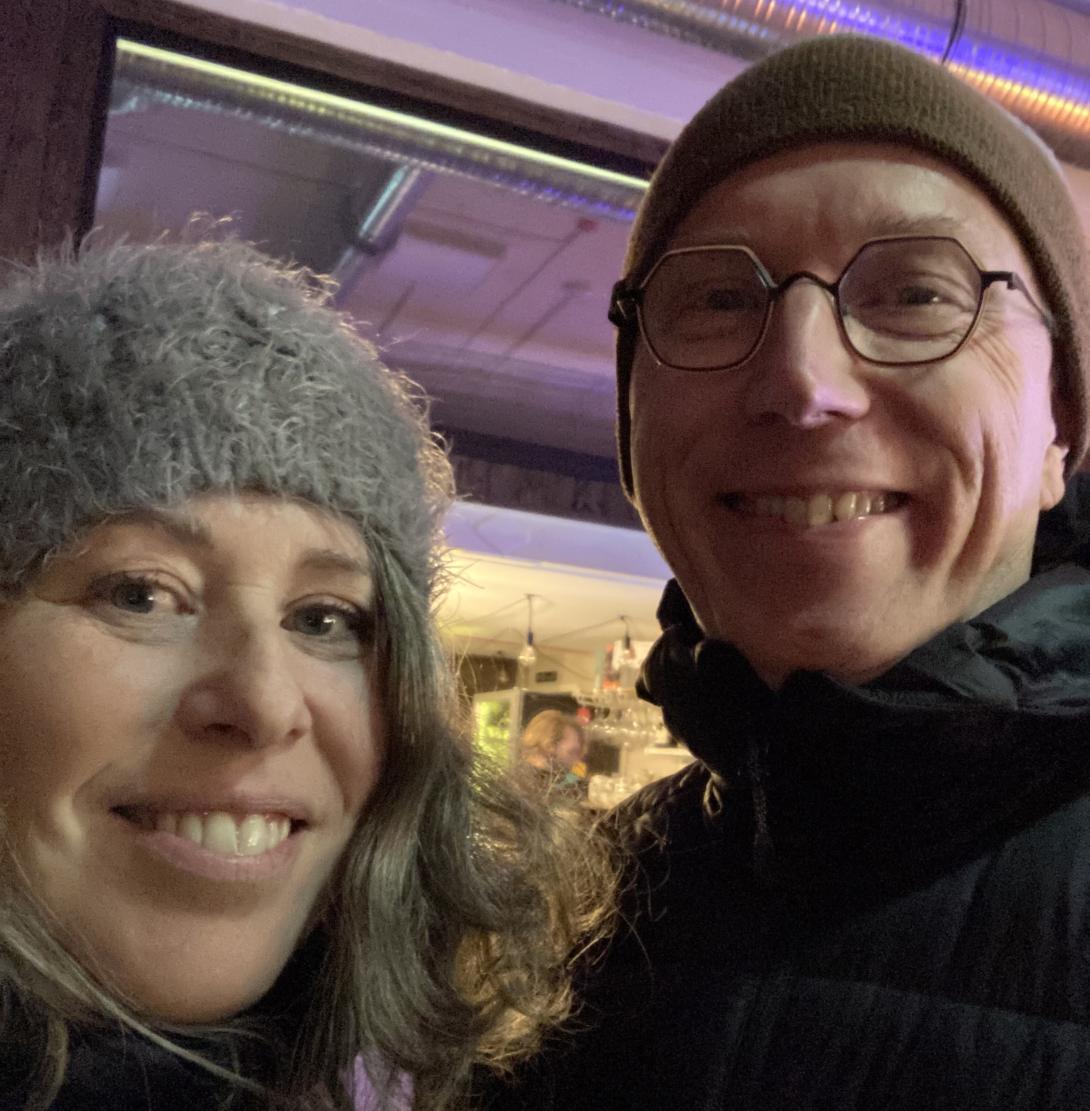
[115,806,298,854]
[111,806,306,882]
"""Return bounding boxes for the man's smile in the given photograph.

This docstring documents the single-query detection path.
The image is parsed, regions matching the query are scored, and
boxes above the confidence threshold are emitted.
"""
[719,490,909,527]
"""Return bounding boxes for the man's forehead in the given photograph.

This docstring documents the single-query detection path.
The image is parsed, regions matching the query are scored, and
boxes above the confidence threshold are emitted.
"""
[663,142,1029,266]
[668,209,969,251]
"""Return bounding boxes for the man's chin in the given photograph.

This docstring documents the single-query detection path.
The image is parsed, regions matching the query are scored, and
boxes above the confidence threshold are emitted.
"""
[714,602,945,689]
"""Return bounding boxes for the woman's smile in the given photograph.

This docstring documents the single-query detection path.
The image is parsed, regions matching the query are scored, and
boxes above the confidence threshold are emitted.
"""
[0,493,384,1021]
[111,805,305,882]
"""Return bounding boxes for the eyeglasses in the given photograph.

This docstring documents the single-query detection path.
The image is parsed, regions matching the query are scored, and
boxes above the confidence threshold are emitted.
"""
[608,236,1053,372]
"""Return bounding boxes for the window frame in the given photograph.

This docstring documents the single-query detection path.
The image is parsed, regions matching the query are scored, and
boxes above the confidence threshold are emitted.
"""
[2,0,664,263]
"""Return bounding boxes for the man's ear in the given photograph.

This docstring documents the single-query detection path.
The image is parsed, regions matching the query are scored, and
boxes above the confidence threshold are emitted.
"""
[1039,438,1069,512]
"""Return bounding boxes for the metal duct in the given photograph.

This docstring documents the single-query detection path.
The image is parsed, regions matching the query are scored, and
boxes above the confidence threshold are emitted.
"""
[331,165,432,301]
[547,0,1090,167]
[109,40,647,223]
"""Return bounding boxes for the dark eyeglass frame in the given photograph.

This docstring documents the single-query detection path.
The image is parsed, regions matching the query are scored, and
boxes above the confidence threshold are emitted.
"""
[608,235,1054,372]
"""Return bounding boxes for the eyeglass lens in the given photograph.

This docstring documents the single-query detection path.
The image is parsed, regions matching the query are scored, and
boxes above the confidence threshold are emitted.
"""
[640,237,984,370]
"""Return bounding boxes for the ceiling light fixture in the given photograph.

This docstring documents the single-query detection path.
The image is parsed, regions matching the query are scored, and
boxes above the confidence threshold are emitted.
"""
[112,39,649,221]
[518,594,538,670]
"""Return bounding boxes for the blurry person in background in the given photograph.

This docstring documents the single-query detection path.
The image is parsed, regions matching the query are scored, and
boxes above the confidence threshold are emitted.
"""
[477,33,1090,1111]
[519,711,587,797]
[0,236,611,1111]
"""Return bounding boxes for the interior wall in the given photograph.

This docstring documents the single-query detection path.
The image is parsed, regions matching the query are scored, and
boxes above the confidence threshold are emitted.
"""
[2,1,113,261]
[449,635,599,694]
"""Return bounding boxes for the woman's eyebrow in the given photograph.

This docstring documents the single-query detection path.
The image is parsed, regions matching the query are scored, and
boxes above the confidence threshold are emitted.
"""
[298,548,371,579]
[112,509,215,549]
[101,513,370,579]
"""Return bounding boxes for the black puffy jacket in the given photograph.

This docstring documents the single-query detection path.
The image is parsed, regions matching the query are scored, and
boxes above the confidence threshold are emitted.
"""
[477,482,1090,1111]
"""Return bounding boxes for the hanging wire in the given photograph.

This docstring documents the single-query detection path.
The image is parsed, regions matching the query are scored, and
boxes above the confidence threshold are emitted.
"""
[538,612,640,647]
[517,594,538,668]
[445,594,530,630]
[940,0,968,65]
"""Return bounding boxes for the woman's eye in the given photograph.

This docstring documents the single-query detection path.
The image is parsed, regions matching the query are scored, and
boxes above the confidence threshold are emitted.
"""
[112,580,156,613]
[90,574,180,616]
[286,603,371,646]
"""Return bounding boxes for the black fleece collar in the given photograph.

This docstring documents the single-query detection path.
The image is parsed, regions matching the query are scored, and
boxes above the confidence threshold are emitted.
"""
[637,481,1090,889]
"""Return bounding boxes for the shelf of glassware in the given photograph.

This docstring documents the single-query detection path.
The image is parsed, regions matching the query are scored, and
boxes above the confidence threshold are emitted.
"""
[576,688,693,808]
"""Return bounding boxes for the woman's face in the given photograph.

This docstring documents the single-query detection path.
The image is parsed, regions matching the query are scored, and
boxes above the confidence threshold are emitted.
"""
[0,493,383,1022]
[554,728,584,770]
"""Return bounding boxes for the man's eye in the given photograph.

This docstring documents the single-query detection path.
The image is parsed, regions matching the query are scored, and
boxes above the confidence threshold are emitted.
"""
[680,284,755,315]
[850,276,975,318]
[856,269,975,312]
[695,286,761,312]
[897,284,942,306]
[854,282,943,310]
[893,284,945,306]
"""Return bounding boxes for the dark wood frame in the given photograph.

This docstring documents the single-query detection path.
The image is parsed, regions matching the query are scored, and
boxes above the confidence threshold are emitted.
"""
[3,0,667,263]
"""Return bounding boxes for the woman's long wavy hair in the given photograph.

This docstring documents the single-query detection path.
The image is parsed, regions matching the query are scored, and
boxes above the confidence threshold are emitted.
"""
[287,539,616,1108]
[0,233,614,1109]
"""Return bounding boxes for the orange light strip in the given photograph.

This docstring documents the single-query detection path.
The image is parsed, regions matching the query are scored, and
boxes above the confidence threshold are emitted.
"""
[748,2,1090,135]
[948,61,1090,129]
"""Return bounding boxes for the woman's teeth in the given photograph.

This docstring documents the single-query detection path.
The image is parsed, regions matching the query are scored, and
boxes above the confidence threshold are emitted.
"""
[127,810,293,855]
[744,491,901,527]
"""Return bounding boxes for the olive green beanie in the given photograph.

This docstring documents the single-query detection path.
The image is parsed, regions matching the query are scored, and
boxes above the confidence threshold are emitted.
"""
[616,34,1090,494]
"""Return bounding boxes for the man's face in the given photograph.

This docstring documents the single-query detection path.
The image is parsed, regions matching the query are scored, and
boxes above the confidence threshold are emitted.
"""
[629,143,1067,686]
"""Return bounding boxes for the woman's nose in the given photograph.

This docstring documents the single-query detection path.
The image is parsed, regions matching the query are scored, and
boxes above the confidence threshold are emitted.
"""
[742,282,870,428]
[175,622,312,750]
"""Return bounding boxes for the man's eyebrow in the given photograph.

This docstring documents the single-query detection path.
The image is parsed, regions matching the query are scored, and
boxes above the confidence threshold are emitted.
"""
[859,210,967,238]
[671,212,966,249]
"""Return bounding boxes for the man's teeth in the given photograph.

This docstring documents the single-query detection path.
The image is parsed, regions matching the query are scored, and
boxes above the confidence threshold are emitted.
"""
[748,491,897,526]
[144,811,293,856]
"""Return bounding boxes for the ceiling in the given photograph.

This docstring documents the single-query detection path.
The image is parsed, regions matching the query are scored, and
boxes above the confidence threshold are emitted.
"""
[439,549,666,655]
[97,49,636,462]
[439,502,668,655]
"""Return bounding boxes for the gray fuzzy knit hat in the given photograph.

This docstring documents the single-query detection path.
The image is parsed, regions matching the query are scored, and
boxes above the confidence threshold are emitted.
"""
[616,34,1090,494]
[0,237,453,597]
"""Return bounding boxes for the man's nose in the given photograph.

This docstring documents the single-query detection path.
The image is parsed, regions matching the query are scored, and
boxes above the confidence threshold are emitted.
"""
[175,622,312,750]
[741,280,870,428]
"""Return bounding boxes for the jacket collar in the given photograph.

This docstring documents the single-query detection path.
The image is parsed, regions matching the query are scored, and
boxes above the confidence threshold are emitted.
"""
[638,478,1090,888]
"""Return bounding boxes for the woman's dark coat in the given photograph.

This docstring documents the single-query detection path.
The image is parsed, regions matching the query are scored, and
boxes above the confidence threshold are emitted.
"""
[477,479,1090,1111]
[0,1028,241,1110]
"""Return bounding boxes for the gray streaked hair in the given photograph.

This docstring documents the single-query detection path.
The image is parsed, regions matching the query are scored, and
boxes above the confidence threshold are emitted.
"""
[0,234,450,596]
